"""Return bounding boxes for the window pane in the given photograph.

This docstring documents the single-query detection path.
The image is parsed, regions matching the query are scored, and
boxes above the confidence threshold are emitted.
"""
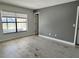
[17,23,27,32]
[2,23,16,33]
[2,23,8,33]
[2,17,6,22]
[17,18,27,22]
[7,18,15,22]
[8,23,16,32]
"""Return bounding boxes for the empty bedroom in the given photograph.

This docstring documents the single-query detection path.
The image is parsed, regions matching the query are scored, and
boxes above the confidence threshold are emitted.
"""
[0,0,79,58]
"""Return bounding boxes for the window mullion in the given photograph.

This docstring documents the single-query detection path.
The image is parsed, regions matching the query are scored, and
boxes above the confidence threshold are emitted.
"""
[6,18,8,31]
[15,18,17,32]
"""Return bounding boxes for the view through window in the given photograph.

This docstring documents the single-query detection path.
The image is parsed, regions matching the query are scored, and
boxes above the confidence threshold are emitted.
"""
[2,17,27,33]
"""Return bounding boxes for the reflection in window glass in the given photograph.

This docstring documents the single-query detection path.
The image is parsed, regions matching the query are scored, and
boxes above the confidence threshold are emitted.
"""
[17,23,27,32]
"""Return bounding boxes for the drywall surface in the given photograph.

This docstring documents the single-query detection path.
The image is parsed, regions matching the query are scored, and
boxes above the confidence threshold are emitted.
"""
[0,3,35,41]
[39,1,79,43]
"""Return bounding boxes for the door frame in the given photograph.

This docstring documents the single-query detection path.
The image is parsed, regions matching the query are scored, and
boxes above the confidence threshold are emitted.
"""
[34,13,39,35]
[74,6,79,45]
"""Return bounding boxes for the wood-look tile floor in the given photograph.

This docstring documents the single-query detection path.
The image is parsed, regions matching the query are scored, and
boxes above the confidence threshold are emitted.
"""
[0,35,79,58]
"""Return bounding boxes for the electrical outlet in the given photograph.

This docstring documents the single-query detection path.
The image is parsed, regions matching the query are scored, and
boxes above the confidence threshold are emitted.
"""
[73,24,75,27]
[52,35,54,36]
[55,34,57,37]
[49,33,51,36]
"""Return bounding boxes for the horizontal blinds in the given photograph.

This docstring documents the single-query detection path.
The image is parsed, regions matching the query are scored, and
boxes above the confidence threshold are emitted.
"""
[1,11,15,17]
[16,13,27,18]
[1,11,27,18]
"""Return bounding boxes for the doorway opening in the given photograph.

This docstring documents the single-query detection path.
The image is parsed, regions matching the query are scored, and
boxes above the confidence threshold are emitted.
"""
[35,14,39,35]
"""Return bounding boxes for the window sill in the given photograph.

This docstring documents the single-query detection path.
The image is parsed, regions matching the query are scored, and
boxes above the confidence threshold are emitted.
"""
[3,31,27,35]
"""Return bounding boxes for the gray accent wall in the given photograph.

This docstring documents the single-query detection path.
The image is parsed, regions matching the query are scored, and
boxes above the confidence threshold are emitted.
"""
[39,1,79,43]
[0,3,35,41]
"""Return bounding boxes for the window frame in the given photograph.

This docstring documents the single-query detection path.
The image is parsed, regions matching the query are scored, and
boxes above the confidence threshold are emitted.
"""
[2,16,28,34]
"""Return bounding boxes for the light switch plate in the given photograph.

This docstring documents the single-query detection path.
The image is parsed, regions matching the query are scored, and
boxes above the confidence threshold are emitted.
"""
[73,24,75,27]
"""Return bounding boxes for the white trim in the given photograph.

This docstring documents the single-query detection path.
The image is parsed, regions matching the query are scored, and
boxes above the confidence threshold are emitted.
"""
[39,35,75,46]
[74,6,79,44]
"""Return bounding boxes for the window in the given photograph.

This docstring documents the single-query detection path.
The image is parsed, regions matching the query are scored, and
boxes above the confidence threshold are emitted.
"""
[1,11,28,33]
[2,17,16,33]
[17,18,27,32]
[2,17,27,33]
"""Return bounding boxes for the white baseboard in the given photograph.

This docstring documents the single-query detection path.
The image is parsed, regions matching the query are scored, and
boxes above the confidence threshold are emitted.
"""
[39,35,75,46]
